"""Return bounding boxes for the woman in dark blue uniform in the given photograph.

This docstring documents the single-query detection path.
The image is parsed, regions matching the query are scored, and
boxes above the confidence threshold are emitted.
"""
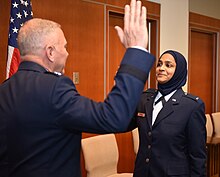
[130,50,207,177]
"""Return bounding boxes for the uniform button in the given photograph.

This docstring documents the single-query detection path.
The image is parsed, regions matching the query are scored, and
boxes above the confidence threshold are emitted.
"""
[146,158,150,163]
[148,145,151,149]
[148,132,152,136]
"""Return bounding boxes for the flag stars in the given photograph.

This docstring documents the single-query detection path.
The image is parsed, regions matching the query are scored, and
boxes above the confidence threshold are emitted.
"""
[24,1,29,7]
[23,10,28,18]
[16,12,22,19]
[12,1,19,8]
[12,27,19,33]
[10,17,15,23]
[20,0,24,5]
[7,0,33,78]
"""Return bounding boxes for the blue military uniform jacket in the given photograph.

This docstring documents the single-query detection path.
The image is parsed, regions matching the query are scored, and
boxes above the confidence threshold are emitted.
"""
[0,48,155,177]
[130,88,207,177]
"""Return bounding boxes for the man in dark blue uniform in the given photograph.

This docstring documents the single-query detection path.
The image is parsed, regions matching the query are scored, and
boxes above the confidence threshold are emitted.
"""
[0,0,155,176]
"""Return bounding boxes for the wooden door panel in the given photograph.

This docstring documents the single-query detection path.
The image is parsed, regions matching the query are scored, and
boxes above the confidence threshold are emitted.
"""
[189,30,214,113]
[108,12,125,93]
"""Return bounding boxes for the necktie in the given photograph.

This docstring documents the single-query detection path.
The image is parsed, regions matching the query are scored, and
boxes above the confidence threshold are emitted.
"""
[155,96,166,106]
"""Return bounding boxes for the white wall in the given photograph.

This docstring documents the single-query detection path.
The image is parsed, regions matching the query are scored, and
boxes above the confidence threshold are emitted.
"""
[148,0,188,57]
[161,0,189,90]
[159,0,188,56]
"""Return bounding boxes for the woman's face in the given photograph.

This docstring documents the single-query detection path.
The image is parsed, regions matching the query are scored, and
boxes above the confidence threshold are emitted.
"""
[156,53,176,84]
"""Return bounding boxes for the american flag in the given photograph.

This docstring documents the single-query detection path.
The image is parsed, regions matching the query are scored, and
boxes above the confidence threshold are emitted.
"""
[6,0,33,79]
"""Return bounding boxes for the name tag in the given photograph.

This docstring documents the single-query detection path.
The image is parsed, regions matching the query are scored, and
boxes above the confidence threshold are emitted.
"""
[137,112,145,117]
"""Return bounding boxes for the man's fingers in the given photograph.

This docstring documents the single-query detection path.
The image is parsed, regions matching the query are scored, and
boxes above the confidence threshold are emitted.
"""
[115,26,126,47]
[129,0,136,29]
[140,6,147,27]
[116,0,148,48]
[135,1,141,26]
[124,5,130,32]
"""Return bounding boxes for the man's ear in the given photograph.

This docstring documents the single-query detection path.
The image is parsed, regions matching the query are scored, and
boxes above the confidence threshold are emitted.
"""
[45,45,55,62]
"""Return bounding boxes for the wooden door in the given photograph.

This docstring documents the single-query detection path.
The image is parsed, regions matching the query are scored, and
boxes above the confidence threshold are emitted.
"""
[189,12,220,114]
[189,30,216,114]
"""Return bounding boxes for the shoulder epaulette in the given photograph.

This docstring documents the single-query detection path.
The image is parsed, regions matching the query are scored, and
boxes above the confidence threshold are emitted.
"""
[44,71,62,77]
[183,92,202,103]
[141,88,157,103]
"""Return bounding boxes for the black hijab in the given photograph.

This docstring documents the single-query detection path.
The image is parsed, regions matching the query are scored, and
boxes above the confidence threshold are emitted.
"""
[157,50,187,96]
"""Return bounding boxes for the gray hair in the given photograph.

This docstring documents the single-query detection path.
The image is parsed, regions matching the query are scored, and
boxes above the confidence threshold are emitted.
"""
[17,18,61,56]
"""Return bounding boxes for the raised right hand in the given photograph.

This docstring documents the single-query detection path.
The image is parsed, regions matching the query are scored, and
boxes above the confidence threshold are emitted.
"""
[115,0,148,49]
